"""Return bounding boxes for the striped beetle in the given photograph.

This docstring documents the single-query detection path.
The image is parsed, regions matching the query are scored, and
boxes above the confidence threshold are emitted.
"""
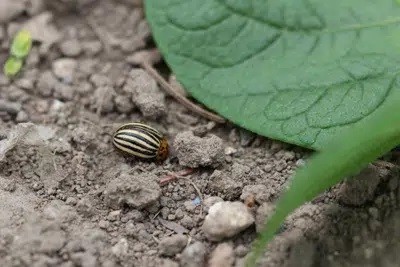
[112,122,169,161]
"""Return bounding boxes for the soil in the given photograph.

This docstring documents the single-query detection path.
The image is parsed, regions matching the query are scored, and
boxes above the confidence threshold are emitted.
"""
[1,1,400,267]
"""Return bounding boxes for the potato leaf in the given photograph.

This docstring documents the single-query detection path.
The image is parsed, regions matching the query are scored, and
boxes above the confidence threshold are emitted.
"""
[246,98,400,266]
[145,0,400,149]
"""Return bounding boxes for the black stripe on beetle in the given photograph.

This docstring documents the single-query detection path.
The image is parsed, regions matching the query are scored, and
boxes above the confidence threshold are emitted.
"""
[113,122,169,161]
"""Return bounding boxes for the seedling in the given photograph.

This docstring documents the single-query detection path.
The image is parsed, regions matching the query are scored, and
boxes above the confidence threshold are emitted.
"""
[3,29,32,77]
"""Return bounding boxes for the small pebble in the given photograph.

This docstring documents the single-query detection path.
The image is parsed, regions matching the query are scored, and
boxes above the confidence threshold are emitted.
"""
[107,210,121,221]
[52,58,77,84]
[208,243,235,267]
[60,39,82,57]
[99,220,110,229]
[203,196,224,211]
[15,110,28,122]
[65,197,77,205]
[202,201,254,241]
[158,234,188,256]
[180,242,206,267]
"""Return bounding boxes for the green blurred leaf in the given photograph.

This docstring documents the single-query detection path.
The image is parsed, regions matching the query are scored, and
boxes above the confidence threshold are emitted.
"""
[11,29,32,59]
[145,0,400,149]
[246,98,400,266]
[3,57,23,77]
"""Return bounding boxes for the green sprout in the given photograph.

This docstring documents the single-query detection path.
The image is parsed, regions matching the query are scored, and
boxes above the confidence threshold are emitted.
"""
[11,29,32,58]
[3,29,32,77]
[4,58,23,77]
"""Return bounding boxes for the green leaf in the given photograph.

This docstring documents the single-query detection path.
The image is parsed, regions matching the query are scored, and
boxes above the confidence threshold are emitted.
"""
[246,98,400,266]
[3,57,23,77]
[145,0,400,149]
[11,29,32,59]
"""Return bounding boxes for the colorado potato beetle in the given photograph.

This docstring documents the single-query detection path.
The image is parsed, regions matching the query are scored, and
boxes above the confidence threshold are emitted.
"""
[112,122,169,161]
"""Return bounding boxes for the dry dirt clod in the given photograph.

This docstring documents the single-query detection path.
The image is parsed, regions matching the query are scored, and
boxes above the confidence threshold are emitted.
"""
[0,0,25,23]
[92,86,115,114]
[103,173,161,210]
[124,68,166,119]
[180,241,207,267]
[158,234,188,256]
[209,170,243,200]
[52,58,78,84]
[202,201,254,241]
[286,238,316,267]
[337,164,387,206]
[174,131,224,168]
[111,238,129,259]
[240,184,271,204]
[37,71,58,97]
[208,242,235,267]
[17,12,62,52]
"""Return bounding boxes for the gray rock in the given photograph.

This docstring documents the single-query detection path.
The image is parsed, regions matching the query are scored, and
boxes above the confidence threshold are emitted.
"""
[158,234,188,256]
[202,201,254,241]
[174,131,224,168]
[180,242,207,267]
[37,71,58,96]
[104,173,161,209]
[60,39,82,57]
[124,69,166,119]
[52,58,77,83]
[208,243,235,267]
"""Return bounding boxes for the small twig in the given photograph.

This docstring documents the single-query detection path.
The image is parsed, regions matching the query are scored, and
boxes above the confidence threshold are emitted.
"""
[159,168,194,186]
[141,62,226,123]
[186,235,192,248]
[180,176,204,216]
[151,234,160,244]
[180,176,203,203]
[152,209,162,220]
